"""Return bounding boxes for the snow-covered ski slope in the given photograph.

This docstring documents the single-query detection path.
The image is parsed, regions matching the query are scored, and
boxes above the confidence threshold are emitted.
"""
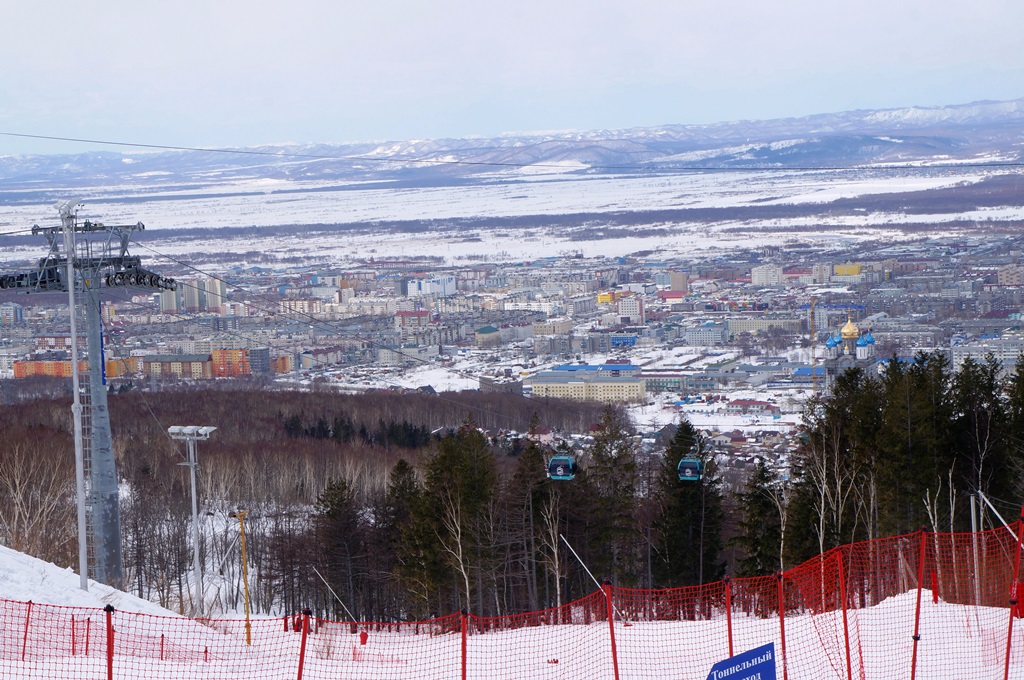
[4,525,1024,679]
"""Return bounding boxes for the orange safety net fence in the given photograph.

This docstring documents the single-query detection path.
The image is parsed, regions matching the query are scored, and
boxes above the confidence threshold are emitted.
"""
[3,522,1024,679]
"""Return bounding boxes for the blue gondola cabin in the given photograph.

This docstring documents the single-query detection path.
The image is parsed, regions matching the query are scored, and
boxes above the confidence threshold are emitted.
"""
[677,459,702,481]
[547,456,577,481]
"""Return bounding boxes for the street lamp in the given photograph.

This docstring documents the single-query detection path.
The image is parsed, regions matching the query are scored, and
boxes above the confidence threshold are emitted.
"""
[229,509,253,645]
[168,425,217,615]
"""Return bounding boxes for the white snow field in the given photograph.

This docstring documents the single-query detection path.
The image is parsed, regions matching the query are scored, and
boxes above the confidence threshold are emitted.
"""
[3,539,1024,679]
[1,166,1019,267]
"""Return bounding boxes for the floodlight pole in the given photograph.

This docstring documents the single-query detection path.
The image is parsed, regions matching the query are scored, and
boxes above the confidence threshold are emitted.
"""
[169,426,217,615]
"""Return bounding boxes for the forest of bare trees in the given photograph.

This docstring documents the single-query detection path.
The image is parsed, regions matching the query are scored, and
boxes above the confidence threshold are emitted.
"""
[6,353,1019,623]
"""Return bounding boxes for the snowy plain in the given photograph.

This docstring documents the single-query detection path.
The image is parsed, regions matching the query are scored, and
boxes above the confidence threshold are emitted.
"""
[1,166,1018,268]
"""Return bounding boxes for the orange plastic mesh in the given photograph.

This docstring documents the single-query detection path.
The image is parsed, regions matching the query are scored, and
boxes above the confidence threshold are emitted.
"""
[3,522,1024,679]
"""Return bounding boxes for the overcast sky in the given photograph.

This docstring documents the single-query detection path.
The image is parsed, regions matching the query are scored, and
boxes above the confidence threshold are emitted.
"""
[2,0,1024,155]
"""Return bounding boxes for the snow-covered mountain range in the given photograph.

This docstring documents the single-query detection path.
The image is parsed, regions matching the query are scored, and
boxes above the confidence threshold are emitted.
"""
[2,98,1024,190]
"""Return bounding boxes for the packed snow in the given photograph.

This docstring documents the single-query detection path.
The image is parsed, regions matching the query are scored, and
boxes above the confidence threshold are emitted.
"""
[2,541,1023,678]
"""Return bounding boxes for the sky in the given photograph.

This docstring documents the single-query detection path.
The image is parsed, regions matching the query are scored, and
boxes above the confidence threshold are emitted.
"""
[2,0,1024,156]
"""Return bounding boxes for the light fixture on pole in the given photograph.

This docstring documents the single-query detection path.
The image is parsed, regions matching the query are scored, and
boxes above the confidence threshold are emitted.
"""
[168,425,217,614]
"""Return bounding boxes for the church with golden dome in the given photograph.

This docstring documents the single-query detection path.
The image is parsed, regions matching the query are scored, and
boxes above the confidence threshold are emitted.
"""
[822,313,876,390]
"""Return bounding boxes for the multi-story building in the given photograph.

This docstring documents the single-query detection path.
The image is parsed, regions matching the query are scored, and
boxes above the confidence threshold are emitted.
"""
[617,296,645,324]
[404,275,456,298]
[532,319,573,336]
[159,288,181,313]
[0,303,24,324]
[14,358,138,379]
[951,332,1024,375]
[212,349,251,377]
[750,264,783,286]
[997,265,1023,287]
[204,278,228,314]
[726,317,802,336]
[528,371,646,403]
[280,298,324,315]
[142,355,212,380]
[182,279,203,312]
[395,310,431,333]
[685,322,727,346]
[669,270,689,293]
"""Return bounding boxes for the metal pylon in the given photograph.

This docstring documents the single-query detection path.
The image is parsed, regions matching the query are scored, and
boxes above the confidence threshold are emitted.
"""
[1,201,176,591]
[75,301,96,580]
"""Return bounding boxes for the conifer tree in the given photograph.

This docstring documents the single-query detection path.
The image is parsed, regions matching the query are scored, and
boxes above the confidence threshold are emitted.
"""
[421,421,497,613]
[506,436,549,610]
[732,457,785,577]
[1005,354,1024,498]
[313,477,365,619]
[585,407,641,585]
[951,354,1008,504]
[877,352,954,535]
[653,419,724,586]
[390,459,444,618]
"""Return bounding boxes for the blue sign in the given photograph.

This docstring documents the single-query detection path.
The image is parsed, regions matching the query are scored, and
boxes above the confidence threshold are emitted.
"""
[706,642,776,680]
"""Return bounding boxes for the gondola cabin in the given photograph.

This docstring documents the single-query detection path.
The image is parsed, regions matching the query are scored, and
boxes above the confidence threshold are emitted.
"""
[677,459,702,481]
[547,456,577,481]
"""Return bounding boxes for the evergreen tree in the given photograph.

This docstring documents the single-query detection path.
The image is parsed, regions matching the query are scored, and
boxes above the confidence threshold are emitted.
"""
[421,421,498,613]
[389,460,444,618]
[506,438,549,610]
[585,407,641,585]
[313,477,365,619]
[732,457,785,577]
[951,354,1008,503]
[654,419,724,586]
[877,352,954,535]
[1005,354,1024,499]
[788,387,855,563]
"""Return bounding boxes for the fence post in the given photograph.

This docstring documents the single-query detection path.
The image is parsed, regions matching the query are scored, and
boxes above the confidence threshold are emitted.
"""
[724,577,734,658]
[603,581,621,680]
[71,614,76,657]
[296,609,311,680]
[461,610,468,680]
[1003,508,1024,680]
[21,600,33,662]
[910,528,928,680]
[836,552,854,680]
[776,573,788,680]
[104,604,115,680]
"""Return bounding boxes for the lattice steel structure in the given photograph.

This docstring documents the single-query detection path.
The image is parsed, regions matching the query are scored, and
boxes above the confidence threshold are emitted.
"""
[4,201,175,590]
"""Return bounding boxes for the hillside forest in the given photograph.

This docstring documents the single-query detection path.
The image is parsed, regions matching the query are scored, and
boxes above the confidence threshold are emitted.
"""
[0,351,1023,622]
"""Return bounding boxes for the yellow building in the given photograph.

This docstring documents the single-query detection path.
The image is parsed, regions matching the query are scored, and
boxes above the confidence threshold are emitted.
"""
[528,372,646,403]
[833,263,862,277]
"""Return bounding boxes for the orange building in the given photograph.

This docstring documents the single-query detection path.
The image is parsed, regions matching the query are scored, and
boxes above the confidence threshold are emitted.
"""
[270,355,293,374]
[13,358,137,379]
[212,349,251,378]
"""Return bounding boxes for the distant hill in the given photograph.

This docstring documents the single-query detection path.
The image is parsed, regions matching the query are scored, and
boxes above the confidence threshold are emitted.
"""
[2,97,1024,190]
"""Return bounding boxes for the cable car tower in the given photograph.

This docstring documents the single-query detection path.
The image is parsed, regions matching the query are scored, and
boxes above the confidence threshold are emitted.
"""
[3,200,175,590]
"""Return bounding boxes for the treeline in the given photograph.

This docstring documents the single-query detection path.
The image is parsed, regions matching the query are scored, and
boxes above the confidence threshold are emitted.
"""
[251,409,727,621]
[785,351,1024,565]
[5,356,1022,623]
[0,383,733,619]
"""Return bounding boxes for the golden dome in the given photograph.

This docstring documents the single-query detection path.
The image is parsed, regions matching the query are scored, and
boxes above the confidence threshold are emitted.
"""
[840,315,859,340]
